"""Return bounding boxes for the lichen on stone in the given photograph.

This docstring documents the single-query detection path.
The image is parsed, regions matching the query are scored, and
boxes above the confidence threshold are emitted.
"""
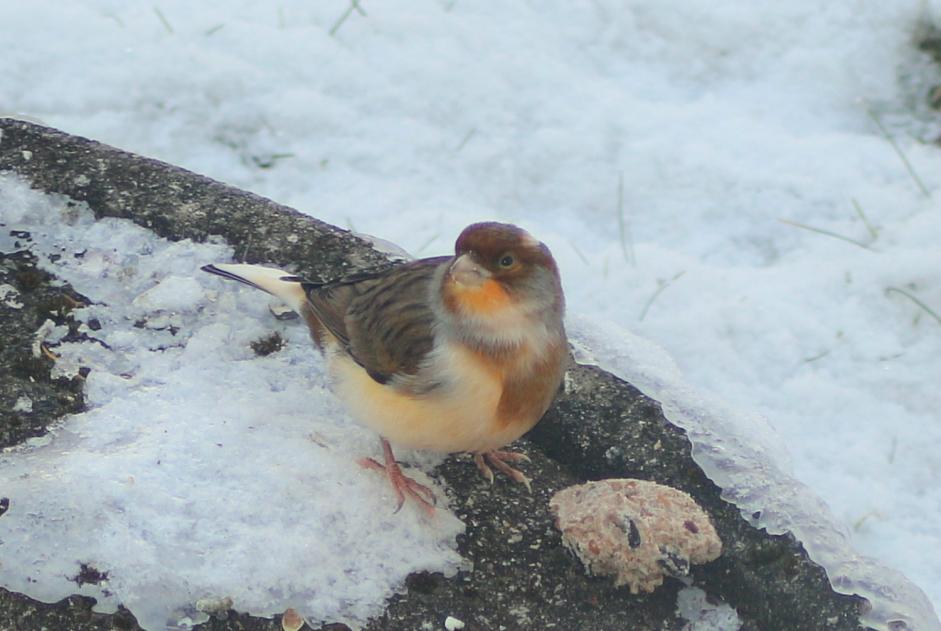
[549,478,722,594]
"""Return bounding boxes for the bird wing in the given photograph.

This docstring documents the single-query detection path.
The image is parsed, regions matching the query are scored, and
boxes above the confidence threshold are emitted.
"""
[302,257,448,384]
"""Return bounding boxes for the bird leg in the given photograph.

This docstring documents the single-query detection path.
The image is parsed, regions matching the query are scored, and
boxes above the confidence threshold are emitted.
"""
[473,450,532,492]
[359,438,437,515]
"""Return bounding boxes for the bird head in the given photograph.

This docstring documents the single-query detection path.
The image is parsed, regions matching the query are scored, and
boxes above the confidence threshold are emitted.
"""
[442,222,564,325]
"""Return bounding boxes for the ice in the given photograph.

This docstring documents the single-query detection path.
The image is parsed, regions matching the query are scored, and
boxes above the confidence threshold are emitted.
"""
[0,282,23,308]
[0,175,463,630]
[131,275,207,312]
[676,587,742,631]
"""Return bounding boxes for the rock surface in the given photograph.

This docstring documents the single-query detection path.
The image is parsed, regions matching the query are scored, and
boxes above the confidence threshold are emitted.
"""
[0,118,871,630]
[0,248,87,449]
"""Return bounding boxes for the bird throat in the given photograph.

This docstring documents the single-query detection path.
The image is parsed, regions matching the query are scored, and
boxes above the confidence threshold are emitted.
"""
[442,276,542,353]
[447,277,512,315]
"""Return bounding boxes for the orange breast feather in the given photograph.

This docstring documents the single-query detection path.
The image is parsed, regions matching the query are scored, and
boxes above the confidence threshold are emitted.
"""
[466,339,565,433]
[451,279,512,314]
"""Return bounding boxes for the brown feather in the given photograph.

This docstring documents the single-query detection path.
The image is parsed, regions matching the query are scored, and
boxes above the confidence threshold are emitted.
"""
[495,339,567,429]
[302,257,449,383]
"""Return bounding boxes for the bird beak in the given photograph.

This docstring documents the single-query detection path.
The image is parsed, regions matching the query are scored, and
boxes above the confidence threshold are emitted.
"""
[449,254,490,288]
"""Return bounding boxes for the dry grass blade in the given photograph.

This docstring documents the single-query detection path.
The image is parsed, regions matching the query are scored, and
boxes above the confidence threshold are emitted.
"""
[415,232,440,253]
[153,7,173,34]
[568,239,589,265]
[329,0,366,37]
[852,510,884,531]
[885,286,941,326]
[104,12,125,27]
[455,128,476,152]
[864,106,931,198]
[778,218,874,251]
[801,349,831,364]
[616,172,635,266]
[850,198,878,240]
[639,271,685,321]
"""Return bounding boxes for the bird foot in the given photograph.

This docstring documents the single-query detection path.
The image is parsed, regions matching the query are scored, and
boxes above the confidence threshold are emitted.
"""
[358,444,437,516]
[473,450,532,492]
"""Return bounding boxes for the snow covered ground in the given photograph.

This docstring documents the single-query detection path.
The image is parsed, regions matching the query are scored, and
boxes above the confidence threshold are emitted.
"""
[2,0,941,628]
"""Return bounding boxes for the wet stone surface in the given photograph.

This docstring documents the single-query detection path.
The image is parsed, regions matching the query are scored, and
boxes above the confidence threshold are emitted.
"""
[0,247,87,449]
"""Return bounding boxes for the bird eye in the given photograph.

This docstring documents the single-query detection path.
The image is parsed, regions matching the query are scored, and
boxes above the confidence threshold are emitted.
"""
[498,254,515,268]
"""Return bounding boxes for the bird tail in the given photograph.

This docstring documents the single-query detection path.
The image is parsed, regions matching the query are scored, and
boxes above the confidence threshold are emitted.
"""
[201,263,307,313]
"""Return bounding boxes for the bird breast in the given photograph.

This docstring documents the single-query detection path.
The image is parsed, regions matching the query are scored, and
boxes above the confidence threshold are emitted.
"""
[326,336,561,454]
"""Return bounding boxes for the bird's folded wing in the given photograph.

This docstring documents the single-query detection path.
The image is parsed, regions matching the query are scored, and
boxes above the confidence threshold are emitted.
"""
[303,257,448,385]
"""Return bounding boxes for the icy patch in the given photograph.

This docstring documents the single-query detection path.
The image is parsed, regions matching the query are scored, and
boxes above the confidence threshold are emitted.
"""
[676,587,741,631]
[350,230,414,262]
[12,396,33,413]
[567,313,940,631]
[0,174,464,630]
[131,275,206,312]
[0,282,23,308]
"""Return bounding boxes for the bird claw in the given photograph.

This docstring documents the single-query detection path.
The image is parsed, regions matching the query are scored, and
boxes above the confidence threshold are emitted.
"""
[511,470,533,494]
[489,450,530,464]
[357,457,384,471]
[389,469,437,515]
[359,443,436,516]
[474,453,495,485]
[474,450,533,492]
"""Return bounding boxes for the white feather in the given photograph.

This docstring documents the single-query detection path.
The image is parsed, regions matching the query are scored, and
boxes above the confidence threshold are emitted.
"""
[203,263,307,313]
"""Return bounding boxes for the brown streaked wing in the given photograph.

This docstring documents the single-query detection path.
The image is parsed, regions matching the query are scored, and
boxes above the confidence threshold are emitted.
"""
[301,265,401,345]
[303,257,448,384]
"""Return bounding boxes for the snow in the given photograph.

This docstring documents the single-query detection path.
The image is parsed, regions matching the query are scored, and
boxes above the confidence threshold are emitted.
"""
[0,177,464,630]
[2,1,941,629]
[131,275,207,312]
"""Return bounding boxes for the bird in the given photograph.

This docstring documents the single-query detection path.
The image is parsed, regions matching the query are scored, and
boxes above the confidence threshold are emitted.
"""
[201,222,567,514]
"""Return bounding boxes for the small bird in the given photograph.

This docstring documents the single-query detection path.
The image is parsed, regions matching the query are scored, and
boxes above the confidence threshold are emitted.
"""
[202,222,567,513]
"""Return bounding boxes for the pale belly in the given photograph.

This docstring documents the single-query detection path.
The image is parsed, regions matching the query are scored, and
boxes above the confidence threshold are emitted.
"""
[327,346,530,454]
